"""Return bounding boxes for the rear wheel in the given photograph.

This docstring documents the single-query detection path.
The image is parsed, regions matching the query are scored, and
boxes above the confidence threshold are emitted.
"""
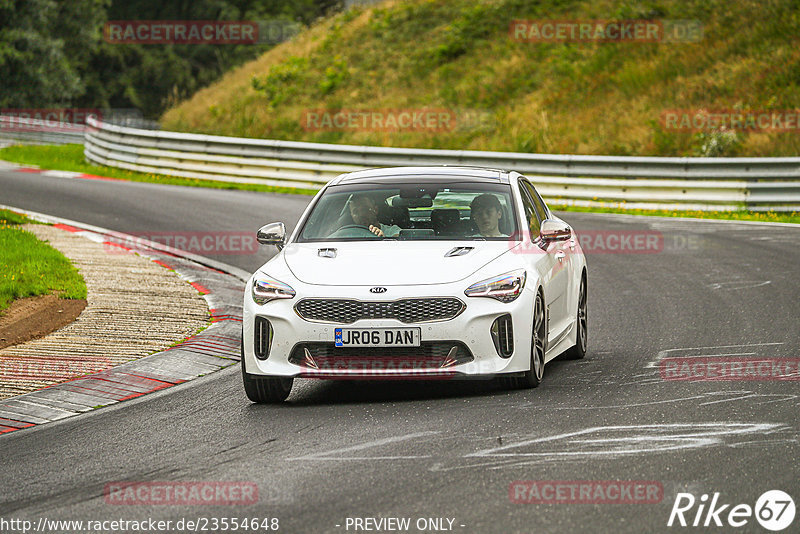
[241,342,293,403]
[515,291,546,389]
[563,274,587,360]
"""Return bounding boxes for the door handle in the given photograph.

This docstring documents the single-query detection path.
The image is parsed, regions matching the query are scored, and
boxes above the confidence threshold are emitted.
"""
[555,250,566,262]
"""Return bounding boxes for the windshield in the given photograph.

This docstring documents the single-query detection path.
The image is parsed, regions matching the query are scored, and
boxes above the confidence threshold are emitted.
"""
[297,181,518,242]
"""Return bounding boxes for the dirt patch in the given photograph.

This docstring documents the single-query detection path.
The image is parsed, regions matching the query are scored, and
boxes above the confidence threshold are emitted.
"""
[0,295,86,350]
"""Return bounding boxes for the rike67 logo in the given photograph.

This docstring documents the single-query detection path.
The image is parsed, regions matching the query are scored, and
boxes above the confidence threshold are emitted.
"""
[668,490,795,531]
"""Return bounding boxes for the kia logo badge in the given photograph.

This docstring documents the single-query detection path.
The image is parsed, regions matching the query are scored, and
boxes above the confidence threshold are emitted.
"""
[370,287,387,294]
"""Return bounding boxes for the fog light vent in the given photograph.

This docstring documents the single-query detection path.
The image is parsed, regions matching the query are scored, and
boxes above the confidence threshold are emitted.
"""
[491,314,514,358]
[254,316,272,360]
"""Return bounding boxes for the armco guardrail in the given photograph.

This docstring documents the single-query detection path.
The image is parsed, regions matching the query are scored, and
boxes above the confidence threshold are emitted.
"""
[84,117,800,211]
[0,115,86,146]
[0,114,158,146]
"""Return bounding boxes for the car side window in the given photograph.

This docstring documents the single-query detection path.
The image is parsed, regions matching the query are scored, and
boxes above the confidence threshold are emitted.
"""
[522,181,548,223]
[517,183,541,237]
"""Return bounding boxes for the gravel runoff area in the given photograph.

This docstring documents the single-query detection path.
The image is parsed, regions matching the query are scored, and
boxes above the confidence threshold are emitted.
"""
[0,223,210,400]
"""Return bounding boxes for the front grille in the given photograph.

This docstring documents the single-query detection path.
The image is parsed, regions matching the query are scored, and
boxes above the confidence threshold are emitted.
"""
[294,298,465,324]
[288,341,474,369]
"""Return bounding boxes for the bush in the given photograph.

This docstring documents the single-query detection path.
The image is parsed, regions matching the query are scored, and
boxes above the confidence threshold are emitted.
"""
[692,128,742,157]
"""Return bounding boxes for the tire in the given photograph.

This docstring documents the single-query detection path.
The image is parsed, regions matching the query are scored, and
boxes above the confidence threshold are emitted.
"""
[241,342,293,403]
[515,290,546,389]
[563,273,587,360]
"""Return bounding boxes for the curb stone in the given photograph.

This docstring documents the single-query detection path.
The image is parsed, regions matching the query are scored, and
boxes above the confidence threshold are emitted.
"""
[0,206,247,435]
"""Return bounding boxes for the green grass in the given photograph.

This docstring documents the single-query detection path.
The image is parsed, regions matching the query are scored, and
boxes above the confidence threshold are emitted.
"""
[0,209,32,225]
[0,144,319,196]
[0,211,87,313]
[162,0,800,158]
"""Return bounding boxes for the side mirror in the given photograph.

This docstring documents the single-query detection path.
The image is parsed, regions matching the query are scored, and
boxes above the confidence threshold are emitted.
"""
[257,222,286,250]
[540,219,571,242]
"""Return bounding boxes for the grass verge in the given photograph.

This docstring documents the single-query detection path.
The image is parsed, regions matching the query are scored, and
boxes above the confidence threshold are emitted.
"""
[0,144,319,196]
[0,209,87,313]
[0,209,32,226]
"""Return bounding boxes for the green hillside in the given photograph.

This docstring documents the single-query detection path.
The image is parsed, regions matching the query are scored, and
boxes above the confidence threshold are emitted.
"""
[161,0,800,157]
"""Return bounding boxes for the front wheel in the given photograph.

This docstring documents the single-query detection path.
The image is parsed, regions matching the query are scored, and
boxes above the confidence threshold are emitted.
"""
[241,343,293,403]
[563,274,587,360]
[515,290,546,389]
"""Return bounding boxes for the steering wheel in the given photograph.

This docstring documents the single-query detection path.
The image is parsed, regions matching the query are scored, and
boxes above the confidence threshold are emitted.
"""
[328,224,379,238]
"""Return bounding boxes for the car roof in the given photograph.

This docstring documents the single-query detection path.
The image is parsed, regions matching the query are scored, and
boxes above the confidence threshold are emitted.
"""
[330,166,515,185]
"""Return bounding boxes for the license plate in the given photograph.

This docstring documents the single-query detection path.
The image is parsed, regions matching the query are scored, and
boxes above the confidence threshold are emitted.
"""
[334,328,421,347]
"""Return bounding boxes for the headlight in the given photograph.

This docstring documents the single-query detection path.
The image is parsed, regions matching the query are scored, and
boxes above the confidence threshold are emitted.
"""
[251,273,296,305]
[464,269,526,303]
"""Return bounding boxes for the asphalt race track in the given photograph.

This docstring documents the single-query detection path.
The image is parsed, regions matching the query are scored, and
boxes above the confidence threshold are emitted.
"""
[1,169,799,533]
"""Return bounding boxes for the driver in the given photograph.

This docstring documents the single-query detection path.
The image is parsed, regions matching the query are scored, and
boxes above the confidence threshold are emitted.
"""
[346,194,401,237]
[470,194,508,237]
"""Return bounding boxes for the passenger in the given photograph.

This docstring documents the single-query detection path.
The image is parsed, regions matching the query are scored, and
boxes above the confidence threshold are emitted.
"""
[470,194,508,237]
[346,194,401,237]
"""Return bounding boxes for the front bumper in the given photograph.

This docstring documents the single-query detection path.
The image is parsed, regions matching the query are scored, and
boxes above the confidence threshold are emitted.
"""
[242,279,536,379]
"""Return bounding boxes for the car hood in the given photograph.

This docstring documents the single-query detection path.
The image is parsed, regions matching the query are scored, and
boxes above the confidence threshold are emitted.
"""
[283,241,519,286]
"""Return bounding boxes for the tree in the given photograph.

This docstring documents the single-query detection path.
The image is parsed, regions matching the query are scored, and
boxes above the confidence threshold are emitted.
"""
[0,0,107,107]
[0,0,343,117]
